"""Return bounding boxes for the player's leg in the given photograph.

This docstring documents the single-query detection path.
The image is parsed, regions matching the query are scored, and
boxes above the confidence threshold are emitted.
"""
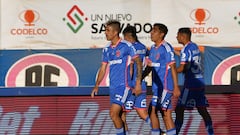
[195,89,214,135]
[162,109,176,135]
[197,107,214,135]
[136,109,151,124]
[134,93,151,126]
[122,93,135,135]
[120,110,128,135]
[110,86,131,135]
[174,87,189,135]
[161,89,176,135]
[174,106,185,135]
[148,102,161,135]
[110,103,125,135]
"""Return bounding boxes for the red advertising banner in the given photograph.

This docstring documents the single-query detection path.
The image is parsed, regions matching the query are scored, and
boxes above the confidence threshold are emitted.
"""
[0,95,239,135]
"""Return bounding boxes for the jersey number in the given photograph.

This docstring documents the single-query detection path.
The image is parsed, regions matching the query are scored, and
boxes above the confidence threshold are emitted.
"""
[191,56,202,73]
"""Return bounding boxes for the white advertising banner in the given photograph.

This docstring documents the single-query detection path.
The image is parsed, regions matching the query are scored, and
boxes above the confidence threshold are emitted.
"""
[151,0,240,47]
[0,0,240,49]
[0,0,151,49]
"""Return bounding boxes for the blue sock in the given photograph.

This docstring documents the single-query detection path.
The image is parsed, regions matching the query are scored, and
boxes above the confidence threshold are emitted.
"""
[167,128,176,135]
[151,128,160,135]
[116,127,124,135]
[205,121,214,135]
[175,120,183,134]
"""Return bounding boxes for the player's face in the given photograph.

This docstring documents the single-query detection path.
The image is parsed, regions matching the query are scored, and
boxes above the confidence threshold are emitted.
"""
[176,32,184,45]
[105,25,117,41]
[123,33,133,43]
[150,26,163,42]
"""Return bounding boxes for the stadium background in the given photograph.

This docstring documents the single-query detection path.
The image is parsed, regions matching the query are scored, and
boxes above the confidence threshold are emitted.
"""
[0,0,240,134]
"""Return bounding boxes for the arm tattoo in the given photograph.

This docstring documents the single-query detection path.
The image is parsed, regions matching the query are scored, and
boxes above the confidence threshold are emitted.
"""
[135,57,142,81]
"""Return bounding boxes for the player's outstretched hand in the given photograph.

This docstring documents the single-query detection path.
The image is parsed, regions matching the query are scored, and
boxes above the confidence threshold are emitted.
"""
[91,86,98,98]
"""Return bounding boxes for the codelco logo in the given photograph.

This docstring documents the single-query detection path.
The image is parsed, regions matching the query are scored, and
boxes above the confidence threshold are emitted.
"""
[190,8,210,25]
[19,10,40,26]
[5,53,79,87]
[10,9,48,36]
[190,8,219,34]
[63,5,88,33]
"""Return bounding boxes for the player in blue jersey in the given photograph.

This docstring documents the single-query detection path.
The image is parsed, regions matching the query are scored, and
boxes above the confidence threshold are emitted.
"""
[142,23,180,135]
[121,25,151,134]
[174,27,214,135]
[91,20,143,135]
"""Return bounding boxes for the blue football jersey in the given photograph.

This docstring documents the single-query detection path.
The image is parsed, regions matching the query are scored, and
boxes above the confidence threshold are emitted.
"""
[148,41,175,91]
[131,42,147,91]
[102,39,138,89]
[180,42,204,88]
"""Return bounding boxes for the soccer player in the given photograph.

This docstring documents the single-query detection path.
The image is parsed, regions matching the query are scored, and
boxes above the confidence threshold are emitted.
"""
[91,20,142,135]
[143,23,180,135]
[174,27,214,135]
[121,25,151,134]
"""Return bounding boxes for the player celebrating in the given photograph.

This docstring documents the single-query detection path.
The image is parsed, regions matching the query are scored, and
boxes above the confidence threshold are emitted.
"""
[174,27,214,135]
[91,20,142,135]
[121,25,151,134]
[143,23,180,135]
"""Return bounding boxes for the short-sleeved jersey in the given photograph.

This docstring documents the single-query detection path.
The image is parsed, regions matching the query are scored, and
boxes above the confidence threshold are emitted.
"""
[180,42,204,88]
[131,42,147,90]
[102,39,138,89]
[148,41,175,91]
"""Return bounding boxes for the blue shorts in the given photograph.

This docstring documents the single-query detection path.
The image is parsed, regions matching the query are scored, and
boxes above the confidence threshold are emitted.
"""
[124,92,147,111]
[176,87,209,109]
[151,89,173,110]
[135,93,147,109]
[124,92,135,110]
[124,81,147,111]
[109,86,131,106]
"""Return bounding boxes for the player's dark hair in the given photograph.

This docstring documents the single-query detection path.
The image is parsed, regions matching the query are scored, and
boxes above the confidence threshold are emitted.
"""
[153,23,168,39]
[123,25,139,42]
[178,27,192,39]
[105,20,121,34]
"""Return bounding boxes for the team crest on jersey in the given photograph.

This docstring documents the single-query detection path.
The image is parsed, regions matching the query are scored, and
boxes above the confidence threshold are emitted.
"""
[116,50,121,57]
